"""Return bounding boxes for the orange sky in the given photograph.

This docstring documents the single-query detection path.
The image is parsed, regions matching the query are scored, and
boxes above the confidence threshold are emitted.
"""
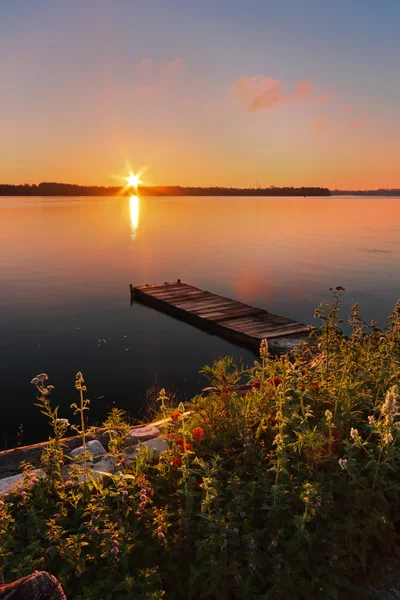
[1,1,400,190]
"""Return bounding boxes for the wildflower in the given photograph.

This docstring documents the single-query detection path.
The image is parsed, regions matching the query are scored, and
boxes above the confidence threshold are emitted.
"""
[36,373,49,381]
[171,412,181,422]
[233,528,239,535]
[338,458,347,470]
[167,433,175,439]
[195,479,202,488]
[368,415,376,425]
[240,511,246,519]
[171,456,182,467]
[221,532,227,538]
[192,427,205,441]
[110,546,119,555]
[249,563,257,573]
[235,574,242,582]
[311,381,320,392]
[252,381,261,390]
[330,554,338,567]
[220,538,228,553]
[325,410,333,422]
[268,539,278,550]
[350,427,358,440]
[269,377,282,387]
[381,386,398,424]
[75,570,82,578]
[315,496,322,508]
[55,418,69,426]
[175,438,191,451]
[274,563,281,573]
[30,378,41,386]
[249,539,256,550]
[260,338,269,359]
[243,437,252,447]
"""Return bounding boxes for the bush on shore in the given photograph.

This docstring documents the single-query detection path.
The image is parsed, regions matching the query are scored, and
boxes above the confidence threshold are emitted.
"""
[1,291,400,599]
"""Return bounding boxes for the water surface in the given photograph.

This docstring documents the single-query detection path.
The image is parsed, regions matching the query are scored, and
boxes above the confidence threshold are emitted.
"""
[1,196,399,446]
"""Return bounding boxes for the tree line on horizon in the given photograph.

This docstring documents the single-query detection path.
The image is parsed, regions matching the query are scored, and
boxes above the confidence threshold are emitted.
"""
[0,182,330,196]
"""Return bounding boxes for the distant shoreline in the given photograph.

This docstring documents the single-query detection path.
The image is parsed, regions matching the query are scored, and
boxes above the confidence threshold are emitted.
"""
[0,182,330,197]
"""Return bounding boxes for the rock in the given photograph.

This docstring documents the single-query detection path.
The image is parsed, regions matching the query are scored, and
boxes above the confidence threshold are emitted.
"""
[0,469,46,497]
[125,425,160,447]
[130,436,168,456]
[70,440,106,458]
[92,455,117,475]
[0,571,66,600]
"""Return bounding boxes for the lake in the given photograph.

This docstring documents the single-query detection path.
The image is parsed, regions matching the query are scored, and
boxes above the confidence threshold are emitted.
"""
[1,195,399,447]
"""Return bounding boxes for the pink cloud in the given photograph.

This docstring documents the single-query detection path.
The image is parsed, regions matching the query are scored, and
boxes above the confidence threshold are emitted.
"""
[313,92,334,104]
[341,104,352,113]
[312,118,328,133]
[348,117,367,130]
[136,57,154,73]
[163,58,184,74]
[232,76,287,111]
[291,80,313,100]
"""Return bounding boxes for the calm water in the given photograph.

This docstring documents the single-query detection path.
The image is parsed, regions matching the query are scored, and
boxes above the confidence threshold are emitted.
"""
[1,195,399,446]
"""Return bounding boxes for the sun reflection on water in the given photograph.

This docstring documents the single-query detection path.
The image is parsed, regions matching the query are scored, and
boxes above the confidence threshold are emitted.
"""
[129,195,140,239]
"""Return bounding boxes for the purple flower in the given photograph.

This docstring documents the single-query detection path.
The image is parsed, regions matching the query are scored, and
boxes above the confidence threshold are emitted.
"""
[274,563,281,572]
[268,539,278,550]
[249,563,257,572]
[220,539,228,553]
[249,539,256,550]
[240,511,246,519]
[235,574,242,582]
[330,554,338,567]
[75,570,82,578]
[233,528,239,535]
[110,546,119,554]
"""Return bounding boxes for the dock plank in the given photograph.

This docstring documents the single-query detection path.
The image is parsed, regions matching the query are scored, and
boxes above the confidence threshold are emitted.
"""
[132,281,310,354]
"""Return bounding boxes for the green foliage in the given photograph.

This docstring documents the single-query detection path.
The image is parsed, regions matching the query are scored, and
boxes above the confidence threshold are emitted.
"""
[2,293,400,599]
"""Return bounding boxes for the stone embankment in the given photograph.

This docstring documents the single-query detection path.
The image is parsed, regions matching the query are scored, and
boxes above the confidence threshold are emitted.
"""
[0,420,172,497]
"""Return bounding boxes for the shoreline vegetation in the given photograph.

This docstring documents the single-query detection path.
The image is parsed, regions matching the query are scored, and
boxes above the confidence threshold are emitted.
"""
[0,182,330,197]
[1,291,400,598]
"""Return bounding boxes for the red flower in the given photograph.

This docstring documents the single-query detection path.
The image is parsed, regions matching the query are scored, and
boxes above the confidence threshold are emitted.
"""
[269,377,282,387]
[167,433,175,439]
[175,439,191,451]
[171,412,181,422]
[171,456,182,467]
[252,381,261,389]
[192,427,205,441]
[311,381,320,392]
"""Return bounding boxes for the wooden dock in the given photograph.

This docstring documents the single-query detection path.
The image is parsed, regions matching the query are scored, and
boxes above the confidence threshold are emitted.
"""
[131,281,310,354]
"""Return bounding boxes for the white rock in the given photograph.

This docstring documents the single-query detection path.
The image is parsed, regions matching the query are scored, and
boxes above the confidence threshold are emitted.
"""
[92,455,116,475]
[0,469,46,497]
[70,440,106,458]
[130,436,168,456]
[125,425,160,447]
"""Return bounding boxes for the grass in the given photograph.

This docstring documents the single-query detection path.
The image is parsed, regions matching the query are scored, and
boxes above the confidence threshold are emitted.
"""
[1,290,400,599]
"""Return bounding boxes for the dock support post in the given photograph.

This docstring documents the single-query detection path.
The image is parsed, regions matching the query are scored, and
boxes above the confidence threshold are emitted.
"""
[129,284,134,298]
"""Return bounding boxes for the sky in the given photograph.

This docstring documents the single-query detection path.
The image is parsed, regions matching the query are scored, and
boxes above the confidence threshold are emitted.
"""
[1,0,400,189]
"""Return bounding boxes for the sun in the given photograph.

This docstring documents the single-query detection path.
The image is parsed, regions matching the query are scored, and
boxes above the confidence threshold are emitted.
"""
[126,172,142,189]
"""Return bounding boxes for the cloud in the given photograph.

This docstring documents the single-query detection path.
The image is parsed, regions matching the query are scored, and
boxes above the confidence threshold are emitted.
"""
[312,118,328,133]
[341,104,352,113]
[348,117,367,129]
[135,57,184,76]
[291,80,313,100]
[232,76,287,112]
[163,58,184,74]
[232,76,316,112]
[313,92,334,104]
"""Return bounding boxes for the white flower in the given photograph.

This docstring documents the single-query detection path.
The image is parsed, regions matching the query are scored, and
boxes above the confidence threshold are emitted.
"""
[325,410,333,422]
[56,418,70,427]
[338,458,347,470]
[350,427,358,440]
[381,386,398,424]
[260,339,269,359]
[368,415,375,425]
